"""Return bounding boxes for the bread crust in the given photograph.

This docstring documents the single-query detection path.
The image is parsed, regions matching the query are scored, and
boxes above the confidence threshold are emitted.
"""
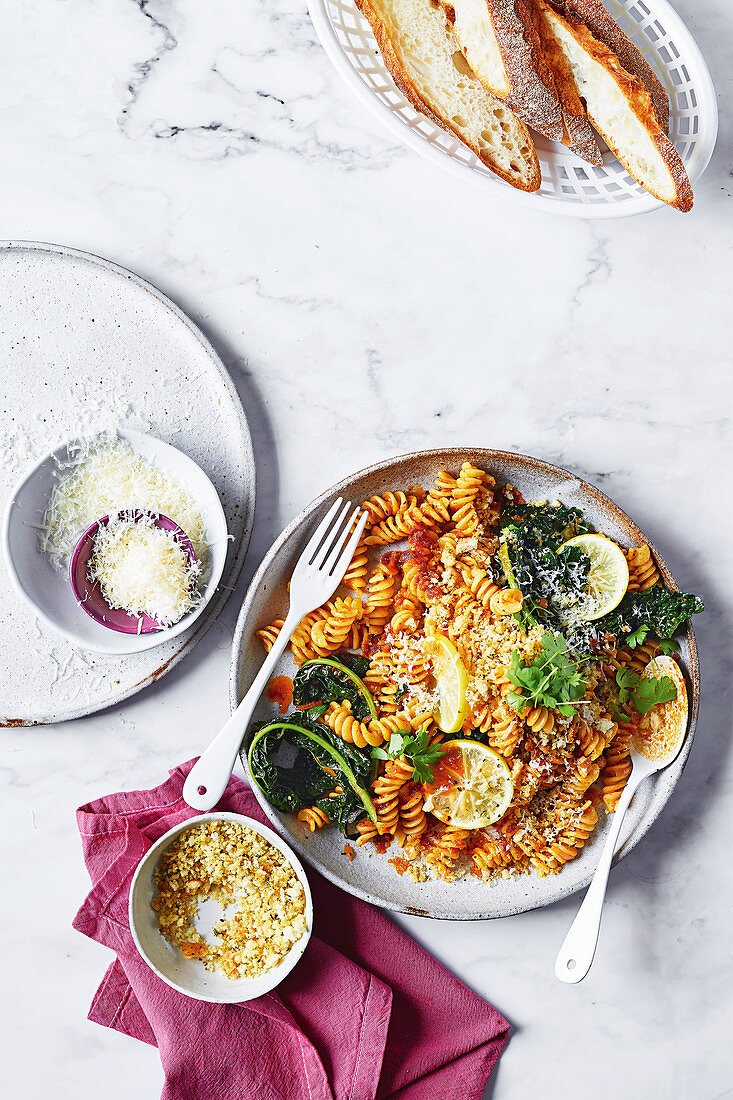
[355,0,541,191]
[530,0,602,163]
[443,0,565,141]
[553,0,669,131]
[538,2,692,209]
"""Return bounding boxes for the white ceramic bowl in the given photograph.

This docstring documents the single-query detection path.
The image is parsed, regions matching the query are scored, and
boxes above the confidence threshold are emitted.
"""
[129,812,313,1004]
[2,428,228,655]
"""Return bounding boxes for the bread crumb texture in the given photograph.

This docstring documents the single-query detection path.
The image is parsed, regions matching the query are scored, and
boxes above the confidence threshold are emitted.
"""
[152,820,307,980]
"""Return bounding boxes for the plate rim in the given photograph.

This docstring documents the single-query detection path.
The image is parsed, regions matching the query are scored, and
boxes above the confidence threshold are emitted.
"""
[0,239,256,725]
[229,447,700,920]
[307,0,718,219]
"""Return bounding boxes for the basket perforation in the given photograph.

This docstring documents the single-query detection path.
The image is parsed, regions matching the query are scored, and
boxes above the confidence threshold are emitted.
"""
[311,0,716,215]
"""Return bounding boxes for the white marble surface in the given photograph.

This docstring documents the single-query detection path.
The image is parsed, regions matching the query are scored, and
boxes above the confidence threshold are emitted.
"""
[2,0,732,1096]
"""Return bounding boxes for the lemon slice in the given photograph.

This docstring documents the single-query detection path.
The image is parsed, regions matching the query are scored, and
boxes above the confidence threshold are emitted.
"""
[426,633,470,733]
[422,739,513,829]
[559,533,629,621]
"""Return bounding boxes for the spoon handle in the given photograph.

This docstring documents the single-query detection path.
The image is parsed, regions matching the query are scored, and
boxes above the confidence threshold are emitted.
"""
[555,771,642,983]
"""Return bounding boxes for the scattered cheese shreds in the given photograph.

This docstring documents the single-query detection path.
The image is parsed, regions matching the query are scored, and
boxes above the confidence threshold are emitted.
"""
[88,513,201,626]
[40,436,208,571]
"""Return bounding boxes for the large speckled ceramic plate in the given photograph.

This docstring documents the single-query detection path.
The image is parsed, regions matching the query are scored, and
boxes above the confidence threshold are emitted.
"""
[231,449,699,919]
[0,241,255,726]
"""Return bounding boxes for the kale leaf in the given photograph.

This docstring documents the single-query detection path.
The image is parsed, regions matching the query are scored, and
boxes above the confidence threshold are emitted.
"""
[568,587,704,653]
[247,713,375,831]
[499,501,590,631]
[293,654,376,720]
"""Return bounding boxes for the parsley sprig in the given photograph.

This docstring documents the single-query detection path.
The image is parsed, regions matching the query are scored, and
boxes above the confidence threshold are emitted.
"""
[624,624,677,655]
[616,667,677,715]
[506,633,588,717]
[371,725,448,784]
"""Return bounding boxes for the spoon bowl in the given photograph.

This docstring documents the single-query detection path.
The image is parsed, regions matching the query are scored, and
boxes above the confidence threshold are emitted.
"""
[70,510,196,635]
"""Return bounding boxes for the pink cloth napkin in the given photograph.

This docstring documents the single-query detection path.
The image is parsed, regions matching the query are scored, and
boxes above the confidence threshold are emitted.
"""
[73,761,509,1100]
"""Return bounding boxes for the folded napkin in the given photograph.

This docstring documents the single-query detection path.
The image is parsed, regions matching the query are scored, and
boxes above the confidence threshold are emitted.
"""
[74,761,509,1100]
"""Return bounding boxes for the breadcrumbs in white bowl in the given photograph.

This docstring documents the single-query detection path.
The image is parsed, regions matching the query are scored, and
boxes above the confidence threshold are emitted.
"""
[129,812,313,1003]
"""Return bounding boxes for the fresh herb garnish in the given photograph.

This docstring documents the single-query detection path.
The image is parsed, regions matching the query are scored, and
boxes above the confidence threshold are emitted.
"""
[247,714,376,828]
[624,624,678,656]
[293,655,377,720]
[624,624,650,649]
[506,633,588,717]
[371,724,448,784]
[615,667,677,715]
[606,698,629,724]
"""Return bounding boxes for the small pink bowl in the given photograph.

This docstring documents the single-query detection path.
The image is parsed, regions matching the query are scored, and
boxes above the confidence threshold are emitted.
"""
[69,511,196,635]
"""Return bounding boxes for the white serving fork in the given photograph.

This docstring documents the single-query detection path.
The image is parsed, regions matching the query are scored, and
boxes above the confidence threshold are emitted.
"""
[183,498,369,812]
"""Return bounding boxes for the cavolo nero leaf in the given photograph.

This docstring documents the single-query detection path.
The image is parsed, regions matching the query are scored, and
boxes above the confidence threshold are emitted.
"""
[292,654,376,720]
[247,714,376,831]
[568,587,704,654]
[498,501,591,631]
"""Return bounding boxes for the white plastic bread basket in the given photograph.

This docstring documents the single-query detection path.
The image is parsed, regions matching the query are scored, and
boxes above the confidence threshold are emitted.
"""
[308,0,718,216]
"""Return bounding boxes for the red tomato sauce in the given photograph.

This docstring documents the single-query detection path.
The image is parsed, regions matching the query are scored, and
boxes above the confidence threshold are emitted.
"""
[422,747,464,796]
[266,675,293,714]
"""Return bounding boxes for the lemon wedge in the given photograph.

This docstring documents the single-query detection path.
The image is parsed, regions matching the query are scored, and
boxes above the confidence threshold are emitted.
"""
[422,739,513,829]
[426,633,470,733]
[560,533,629,621]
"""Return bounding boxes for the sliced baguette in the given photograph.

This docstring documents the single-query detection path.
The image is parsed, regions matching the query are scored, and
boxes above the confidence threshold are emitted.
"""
[439,0,564,141]
[355,0,541,191]
[534,0,692,209]
[528,0,601,163]
[556,0,669,132]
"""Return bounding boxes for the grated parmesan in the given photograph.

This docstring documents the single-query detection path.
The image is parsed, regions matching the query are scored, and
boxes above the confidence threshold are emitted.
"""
[40,436,208,572]
[88,513,201,626]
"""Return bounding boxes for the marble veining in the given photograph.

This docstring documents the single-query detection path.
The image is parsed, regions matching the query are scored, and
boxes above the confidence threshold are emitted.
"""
[1,0,732,1096]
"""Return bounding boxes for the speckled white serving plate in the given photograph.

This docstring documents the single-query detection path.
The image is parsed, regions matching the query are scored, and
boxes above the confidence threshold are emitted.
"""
[0,241,255,725]
[230,449,699,919]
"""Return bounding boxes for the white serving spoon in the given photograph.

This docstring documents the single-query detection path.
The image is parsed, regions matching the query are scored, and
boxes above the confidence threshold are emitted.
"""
[183,496,368,813]
[555,656,689,983]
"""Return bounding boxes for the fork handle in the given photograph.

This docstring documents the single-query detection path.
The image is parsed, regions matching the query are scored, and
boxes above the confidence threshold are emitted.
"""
[182,608,301,812]
[554,771,642,983]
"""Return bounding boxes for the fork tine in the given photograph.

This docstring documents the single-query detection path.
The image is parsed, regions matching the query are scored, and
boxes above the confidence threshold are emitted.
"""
[301,496,343,566]
[325,508,368,579]
[312,499,353,571]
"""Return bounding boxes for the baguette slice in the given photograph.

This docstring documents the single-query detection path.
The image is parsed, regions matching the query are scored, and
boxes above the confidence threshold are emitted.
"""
[534,0,692,209]
[439,0,564,142]
[529,0,602,163]
[557,0,669,132]
[355,0,541,191]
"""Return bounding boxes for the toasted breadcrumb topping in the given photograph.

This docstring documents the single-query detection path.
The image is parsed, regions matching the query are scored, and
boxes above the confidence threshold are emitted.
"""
[152,821,307,981]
